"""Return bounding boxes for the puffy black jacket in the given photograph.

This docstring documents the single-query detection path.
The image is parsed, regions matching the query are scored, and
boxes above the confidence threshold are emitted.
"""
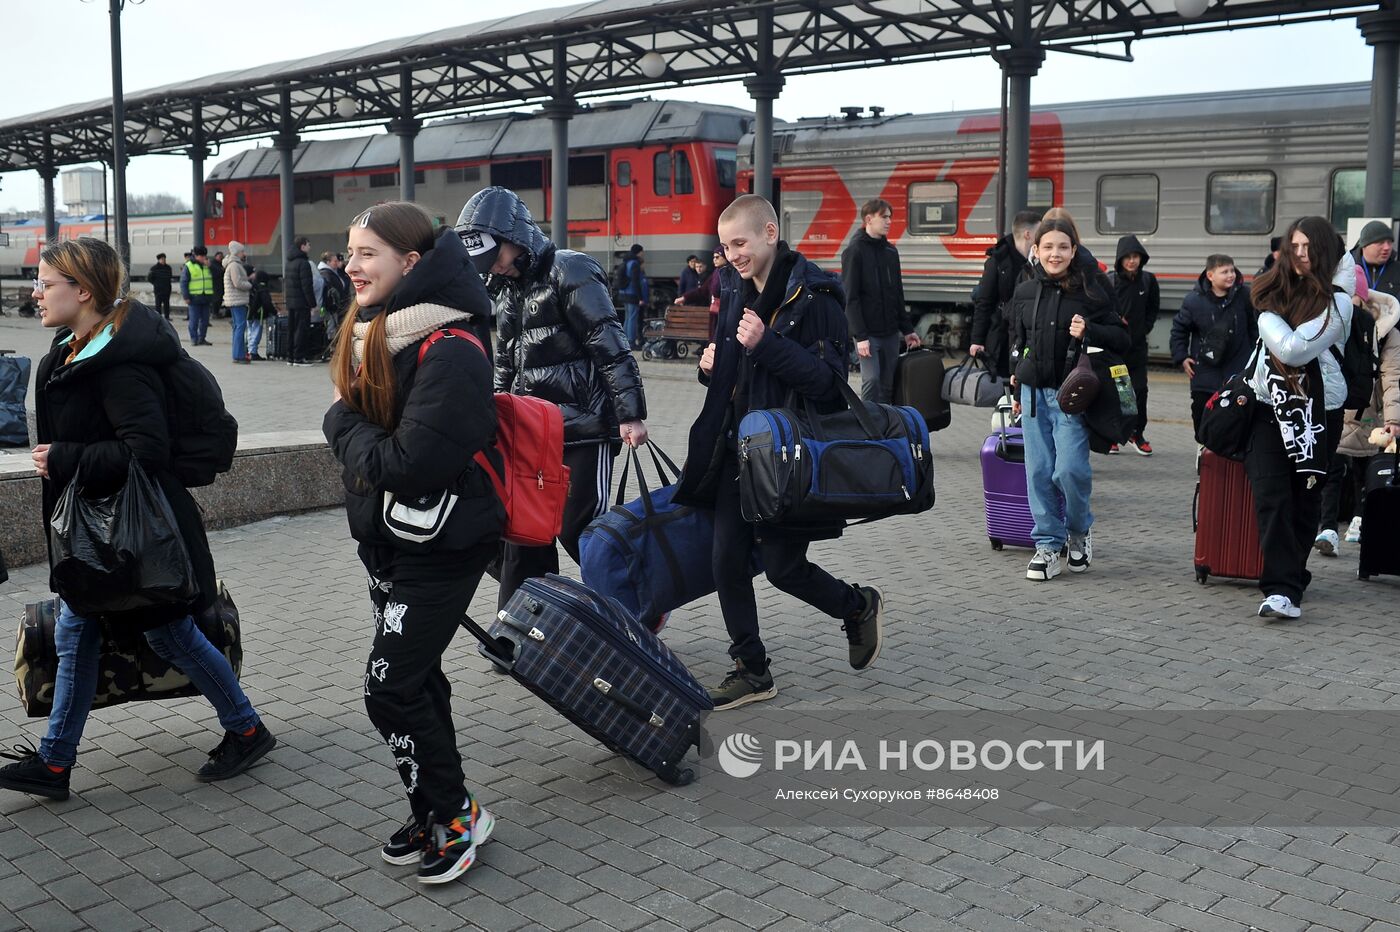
[284,249,316,312]
[1009,267,1128,390]
[147,262,174,296]
[323,228,502,575]
[970,235,1030,378]
[841,230,911,340]
[1352,246,1400,301]
[1169,274,1257,395]
[1109,234,1159,367]
[458,186,646,446]
[35,301,217,629]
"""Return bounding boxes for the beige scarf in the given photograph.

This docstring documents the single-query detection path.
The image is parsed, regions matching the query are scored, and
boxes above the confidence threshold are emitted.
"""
[350,303,476,367]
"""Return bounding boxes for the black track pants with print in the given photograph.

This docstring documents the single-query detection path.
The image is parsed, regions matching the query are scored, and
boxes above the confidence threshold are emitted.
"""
[364,547,493,823]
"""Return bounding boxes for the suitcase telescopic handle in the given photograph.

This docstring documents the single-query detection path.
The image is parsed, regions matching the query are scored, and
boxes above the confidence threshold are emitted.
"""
[591,678,665,728]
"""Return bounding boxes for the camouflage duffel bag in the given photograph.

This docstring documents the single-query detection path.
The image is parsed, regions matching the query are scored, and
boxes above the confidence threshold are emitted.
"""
[14,581,243,718]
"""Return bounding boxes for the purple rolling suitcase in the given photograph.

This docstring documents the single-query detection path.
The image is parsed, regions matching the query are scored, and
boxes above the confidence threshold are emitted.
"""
[463,574,712,785]
[981,419,1036,550]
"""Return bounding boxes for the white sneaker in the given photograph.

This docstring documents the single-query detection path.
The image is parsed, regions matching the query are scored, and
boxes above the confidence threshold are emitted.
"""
[1067,530,1093,573]
[1345,516,1363,544]
[1257,594,1302,621]
[1026,547,1063,581]
[1313,529,1340,557]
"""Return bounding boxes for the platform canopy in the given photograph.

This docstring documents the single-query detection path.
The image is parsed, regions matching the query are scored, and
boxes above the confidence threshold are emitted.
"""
[0,0,1378,170]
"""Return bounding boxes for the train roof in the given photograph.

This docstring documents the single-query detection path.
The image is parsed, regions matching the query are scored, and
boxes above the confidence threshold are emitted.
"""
[758,82,1373,154]
[208,99,752,181]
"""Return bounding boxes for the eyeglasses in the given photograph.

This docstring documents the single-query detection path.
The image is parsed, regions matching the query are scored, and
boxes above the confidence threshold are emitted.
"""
[32,277,77,295]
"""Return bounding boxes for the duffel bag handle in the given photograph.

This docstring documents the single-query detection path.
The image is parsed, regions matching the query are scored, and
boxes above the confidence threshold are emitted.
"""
[799,375,885,443]
[612,441,681,513]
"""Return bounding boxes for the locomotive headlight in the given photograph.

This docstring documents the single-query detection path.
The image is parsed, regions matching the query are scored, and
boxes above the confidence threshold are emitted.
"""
[1175,0,1210,16]
[336,97,359,120]
[639,51,667,80]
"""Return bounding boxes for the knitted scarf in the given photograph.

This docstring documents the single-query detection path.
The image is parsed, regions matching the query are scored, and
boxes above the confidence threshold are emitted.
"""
[350,303,475,367]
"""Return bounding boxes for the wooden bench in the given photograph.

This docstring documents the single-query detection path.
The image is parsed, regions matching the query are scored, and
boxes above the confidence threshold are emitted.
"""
[656,304,712,355]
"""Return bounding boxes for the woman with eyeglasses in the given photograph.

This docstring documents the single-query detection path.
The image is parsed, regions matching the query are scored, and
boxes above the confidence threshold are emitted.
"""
[0,238,274,804]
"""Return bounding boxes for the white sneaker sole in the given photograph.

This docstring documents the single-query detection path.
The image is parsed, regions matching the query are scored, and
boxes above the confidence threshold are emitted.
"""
[417,809,495,885]
[710,685,778,711]
[382,845,422,866]
[1257,605,1302,622]
[1313,537,1338,557]
[1026,566,1062,581]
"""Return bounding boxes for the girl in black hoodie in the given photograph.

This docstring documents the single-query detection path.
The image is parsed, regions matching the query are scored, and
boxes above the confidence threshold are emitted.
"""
[323,202,502,885]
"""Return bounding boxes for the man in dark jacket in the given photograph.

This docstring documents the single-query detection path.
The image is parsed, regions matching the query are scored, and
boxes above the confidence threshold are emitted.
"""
[210,251,226,319]
[148,253,174,320]
[1169,255,1256,434]
[1108,234,1160,455]
[970,209,1041,378]
[456,187,649,610]
[842,198,920,402]
[284,236,317,366]
[618,243,649,349]
[675,194,884,711]
[1352,220,1400,300]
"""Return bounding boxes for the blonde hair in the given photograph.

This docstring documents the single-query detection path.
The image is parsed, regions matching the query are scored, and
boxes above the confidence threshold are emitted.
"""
[42,238,133,356]
[719,194,778,237]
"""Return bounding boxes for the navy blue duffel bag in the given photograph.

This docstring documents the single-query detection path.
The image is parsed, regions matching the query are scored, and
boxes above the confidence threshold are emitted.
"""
[579,444,759,632]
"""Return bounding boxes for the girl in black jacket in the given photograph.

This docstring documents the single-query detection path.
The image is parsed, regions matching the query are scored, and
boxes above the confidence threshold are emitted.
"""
[1009,219,1130,582]
[323,201,502,885]
[0,238,273,804]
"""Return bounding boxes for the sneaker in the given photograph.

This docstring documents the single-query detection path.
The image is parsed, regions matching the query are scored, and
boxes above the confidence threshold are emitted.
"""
[1026,547,1063,581]
[1067,530,1093,573]
[0,744,70,800]
[708,660,777,711]
[1257,594,1302,621]
[1128,436,1154,456]
[1345,516,1363,544]
[842,587,884,671]
[1313,529,1340,557]
[250,353,264,361]
[382,814,426,865]
[418,799,495,884]
[1107,444,1120,455]
[197,722,276,782]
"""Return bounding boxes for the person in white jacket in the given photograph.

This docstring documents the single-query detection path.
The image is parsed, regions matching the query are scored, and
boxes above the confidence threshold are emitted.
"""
[1244,217,1352,621]
[222,241,254,363]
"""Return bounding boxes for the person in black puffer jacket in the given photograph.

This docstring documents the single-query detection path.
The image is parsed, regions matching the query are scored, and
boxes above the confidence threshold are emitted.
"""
[0,238,273,805]
[1169,255,1257,434]
[1008,218,1129,583]
[284,236,317,365]
[324,202,502,885]
[1109,234,1160,454]
[970,209,1042,378]
[455,186,649,609]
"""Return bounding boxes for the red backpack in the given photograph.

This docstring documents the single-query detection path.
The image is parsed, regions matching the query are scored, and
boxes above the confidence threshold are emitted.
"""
[418,328,569,547]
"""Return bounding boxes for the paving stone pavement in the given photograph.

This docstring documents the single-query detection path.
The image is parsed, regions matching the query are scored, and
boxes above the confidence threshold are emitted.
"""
[3,310,1400,931]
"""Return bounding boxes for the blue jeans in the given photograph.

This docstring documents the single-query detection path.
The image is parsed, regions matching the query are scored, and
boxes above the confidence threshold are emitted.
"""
[40,601,259,768]
[229,305,248,360]
[187,297,210,344]
[624,301,640,347]
[246,317,264,357]
[1020,384,1093,551]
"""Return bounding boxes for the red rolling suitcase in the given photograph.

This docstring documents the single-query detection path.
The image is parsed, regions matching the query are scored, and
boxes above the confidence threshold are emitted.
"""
[1193,450,1264,583]
[1358,449,1400,581]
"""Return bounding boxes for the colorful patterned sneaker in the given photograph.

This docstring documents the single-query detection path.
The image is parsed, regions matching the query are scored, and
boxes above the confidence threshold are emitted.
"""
[1345,516,1363,544]
[418,800,496,885]
[382,814,426,866]
[708,660,777,711]
[1128,435,1154,456]
[0,744,70,801]
[843,587,884,671]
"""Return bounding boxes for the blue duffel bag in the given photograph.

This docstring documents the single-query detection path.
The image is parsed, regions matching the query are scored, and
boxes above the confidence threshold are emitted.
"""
[579,444,759,632]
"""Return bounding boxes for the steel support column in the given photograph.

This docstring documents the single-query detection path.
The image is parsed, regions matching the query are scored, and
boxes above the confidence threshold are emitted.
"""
[1361,8,1400,217]
[392,69,420,202]
[746,8,784,204]
[190,102,206,249]
[275,87,298,282]
[39,164,58,245]
[996,46,1044,233]
[109,0,129,269]
[545,41,575,238]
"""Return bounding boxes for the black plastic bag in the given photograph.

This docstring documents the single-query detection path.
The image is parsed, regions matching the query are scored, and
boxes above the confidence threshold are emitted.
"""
[48,457,197,615]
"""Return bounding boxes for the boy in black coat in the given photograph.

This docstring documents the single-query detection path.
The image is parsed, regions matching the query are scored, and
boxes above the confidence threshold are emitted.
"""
[1108,234,1160,454]
[674,195,883,710]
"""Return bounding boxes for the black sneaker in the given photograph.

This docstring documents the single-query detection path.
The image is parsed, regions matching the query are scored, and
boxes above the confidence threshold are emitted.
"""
[708,660,777,711]
[382,814,426,865]
[0,744,70,800]
[418,799,496,885]
[197,723,276,782]
[842,587,884,671]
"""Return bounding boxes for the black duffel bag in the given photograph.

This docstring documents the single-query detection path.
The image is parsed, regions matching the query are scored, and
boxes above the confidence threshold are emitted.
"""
[736,377,935,524]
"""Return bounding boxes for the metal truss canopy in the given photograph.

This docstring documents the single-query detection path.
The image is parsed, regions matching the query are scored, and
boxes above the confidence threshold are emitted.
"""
[0,0,1379,170]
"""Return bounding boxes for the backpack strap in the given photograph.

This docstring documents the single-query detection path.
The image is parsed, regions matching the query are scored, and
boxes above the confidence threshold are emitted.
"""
[415,327,507,500]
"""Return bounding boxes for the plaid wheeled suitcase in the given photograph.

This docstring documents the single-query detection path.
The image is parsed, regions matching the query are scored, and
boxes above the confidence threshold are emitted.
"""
[464,574,712,785]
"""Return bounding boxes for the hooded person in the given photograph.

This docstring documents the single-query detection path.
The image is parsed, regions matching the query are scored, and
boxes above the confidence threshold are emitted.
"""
[455,186,649,611]
[1108,234,1160,454]
[970,210,1041,379]
[223,241,254,363]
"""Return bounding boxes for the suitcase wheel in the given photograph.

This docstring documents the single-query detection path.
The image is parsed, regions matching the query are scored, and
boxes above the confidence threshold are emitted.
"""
[989,538,1003,551]
[1195,565,1209,584]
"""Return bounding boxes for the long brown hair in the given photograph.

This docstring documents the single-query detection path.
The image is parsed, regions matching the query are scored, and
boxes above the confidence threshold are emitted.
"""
[1252,216,1343,390]
[42,238,134,357]
[330,202,435,431]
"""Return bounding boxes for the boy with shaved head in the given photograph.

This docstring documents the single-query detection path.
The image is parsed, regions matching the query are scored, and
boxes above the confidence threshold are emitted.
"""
[673,195,884,710]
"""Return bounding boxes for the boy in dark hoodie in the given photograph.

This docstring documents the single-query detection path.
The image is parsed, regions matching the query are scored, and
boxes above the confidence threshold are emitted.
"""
[1109,235,1160,454]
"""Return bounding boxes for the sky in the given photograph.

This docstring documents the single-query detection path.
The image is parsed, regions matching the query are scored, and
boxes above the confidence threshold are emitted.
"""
[0,0,1373,213]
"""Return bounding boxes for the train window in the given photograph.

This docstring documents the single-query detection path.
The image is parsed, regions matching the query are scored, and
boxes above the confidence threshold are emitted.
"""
[205,188,224,219]
[1207,171,1275,235]
[445,166,482,185]
[716,149,737,189]
[293,176,335,205]
[568,154,606,186]
[1027,178,1054,211]
[617,160,632,187]
[495,160,543,190]
[654,152,672,196]
[1329,168,1400,231]
[1097,174,1158,235]
[907,181,959,236]
[674,151,694,195]
[369,173,397,189]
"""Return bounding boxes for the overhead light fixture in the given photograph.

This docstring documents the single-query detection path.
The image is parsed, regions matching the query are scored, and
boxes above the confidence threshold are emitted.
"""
[639,51,666,79]
[336,97,359,119]
[145,126,165,146]
[1175,0,1210,17]
[12,153,28,167]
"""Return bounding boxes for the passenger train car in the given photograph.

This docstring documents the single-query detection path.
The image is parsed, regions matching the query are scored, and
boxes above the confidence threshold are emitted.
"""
[202,98,749,303]
[745,82,1390,356]
[0,213,192,280]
